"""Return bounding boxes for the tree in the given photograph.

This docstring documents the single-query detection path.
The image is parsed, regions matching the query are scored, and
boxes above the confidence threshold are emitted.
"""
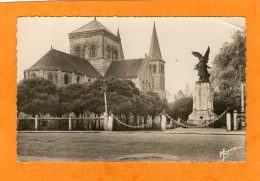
[17,78,59,116]
[169,97,193,120]
[210,30,246,113]
[80,77,141,115]
[58,83,86,117]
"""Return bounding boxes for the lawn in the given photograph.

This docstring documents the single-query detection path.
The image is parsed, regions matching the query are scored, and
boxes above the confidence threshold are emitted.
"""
[17,132,246,162]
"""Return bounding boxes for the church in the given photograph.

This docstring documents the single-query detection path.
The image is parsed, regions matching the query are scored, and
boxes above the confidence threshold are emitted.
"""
[23,18,166,99]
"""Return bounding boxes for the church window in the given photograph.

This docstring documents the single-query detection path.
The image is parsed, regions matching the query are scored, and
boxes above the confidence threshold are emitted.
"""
[107,46,111,59]
[153,65,156,73]
[48,73,54,83]
[75,46,81,57]
[115,50,118,60]
[64,74,69,85]
[150,65,152,72]
[161,64,164,73]
[83,46,89,59]
[77,76,80,83]
[90,45,96,58]
[31,73,36,78]
[88,78,91,82]
[149,83,151,90]
[111,48,114,61]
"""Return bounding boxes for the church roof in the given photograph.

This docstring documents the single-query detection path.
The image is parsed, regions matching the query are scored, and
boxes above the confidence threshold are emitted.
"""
[105,59,144,78]
[71,19,114,35]
[29,49,100,77]
[149,22,162,60]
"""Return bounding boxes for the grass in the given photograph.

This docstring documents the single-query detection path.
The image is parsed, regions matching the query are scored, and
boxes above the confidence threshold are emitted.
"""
[17,132,246,162]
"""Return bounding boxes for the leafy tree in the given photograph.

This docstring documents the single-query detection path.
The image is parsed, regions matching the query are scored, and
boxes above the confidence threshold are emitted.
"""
[17,78,59,116]
[169,97,193,120]
[80,77,141,115]
[210,30,246,113]
[58,83,86,117]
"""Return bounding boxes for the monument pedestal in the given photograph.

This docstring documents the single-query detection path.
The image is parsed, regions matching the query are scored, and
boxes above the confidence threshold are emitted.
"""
[188,82,217,126]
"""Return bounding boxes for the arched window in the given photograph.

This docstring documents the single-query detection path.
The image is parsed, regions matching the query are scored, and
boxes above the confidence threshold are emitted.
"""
[77,76,80,83]
[64,74,69,85]
[31,73,36,78]
[75,46,81,57]
[161,64,164,73]
[111,48,114,61]
[149,65,152,72]
[90,45,96,58]
[153,65,156,73]
[88,78,91,82]
[115,50,118,60]
[48,73,54,83]
[107,46,111,59]
[83,46,89,59]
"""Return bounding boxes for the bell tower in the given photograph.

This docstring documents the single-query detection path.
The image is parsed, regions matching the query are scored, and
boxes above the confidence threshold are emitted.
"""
[148,22,166,99]
[68,18,124,76]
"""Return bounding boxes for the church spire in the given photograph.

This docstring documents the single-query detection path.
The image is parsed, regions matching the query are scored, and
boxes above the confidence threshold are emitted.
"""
[117,27,121,39]
[149,22,162,60]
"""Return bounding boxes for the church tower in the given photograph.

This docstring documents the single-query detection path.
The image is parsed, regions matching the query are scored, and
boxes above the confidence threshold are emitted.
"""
[148,22,166,99]
[68,18,124,76]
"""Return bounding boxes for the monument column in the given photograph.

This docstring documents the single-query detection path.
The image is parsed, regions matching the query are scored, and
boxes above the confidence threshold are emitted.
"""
[187,46,217,126]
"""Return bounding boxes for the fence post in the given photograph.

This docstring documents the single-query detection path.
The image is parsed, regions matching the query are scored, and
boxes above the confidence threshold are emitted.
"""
[161,110,167,131]
[69,114,72,131]
[103,112,108,131]
[226,112,231,131]
[233,110,237,130]
[35,115,38,130]
[108,113,113,131]
[177,118,181,127]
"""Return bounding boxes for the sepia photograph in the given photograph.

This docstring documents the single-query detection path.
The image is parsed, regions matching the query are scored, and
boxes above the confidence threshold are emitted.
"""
[16,17,246,162]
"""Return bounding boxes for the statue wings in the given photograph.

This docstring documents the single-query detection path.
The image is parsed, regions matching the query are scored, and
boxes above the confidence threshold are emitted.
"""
[192,46,210,62]
[192,52,203,59]
[203,46,210,61]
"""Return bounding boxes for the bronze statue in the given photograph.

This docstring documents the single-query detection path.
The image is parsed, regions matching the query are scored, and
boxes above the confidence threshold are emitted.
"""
[192,46,211,82]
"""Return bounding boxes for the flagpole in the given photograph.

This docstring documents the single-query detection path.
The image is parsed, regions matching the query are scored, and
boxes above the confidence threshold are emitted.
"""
[104,92,108,114]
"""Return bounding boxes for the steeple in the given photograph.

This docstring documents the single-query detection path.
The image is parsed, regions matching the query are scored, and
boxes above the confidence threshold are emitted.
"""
[149,22,162,60]
[117,27,121,39]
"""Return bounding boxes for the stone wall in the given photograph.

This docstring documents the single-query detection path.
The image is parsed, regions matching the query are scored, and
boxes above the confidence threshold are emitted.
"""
[138,59,154,92]
[24,69,95,88]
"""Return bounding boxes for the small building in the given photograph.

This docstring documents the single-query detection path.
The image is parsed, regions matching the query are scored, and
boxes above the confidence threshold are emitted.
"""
[24,19,166,99]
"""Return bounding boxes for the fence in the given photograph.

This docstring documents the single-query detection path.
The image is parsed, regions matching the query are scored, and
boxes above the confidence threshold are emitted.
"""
[226,110,246,131]
[17,113,167,131]
[17,115,106,131]
[17,109,237,131]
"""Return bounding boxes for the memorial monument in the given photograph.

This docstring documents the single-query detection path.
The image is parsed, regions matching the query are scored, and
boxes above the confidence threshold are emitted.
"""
[187,46,217,126]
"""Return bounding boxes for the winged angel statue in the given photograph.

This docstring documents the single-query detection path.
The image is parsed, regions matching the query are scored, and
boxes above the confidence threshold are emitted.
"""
[192,46,212,82]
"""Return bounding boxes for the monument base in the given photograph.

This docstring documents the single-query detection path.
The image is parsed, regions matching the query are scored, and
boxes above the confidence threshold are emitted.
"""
[187,110,217,126]
[187,82,217,126]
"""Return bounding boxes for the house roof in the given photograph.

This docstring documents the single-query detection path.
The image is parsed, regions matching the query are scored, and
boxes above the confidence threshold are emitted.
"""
[149,22,162,60]
[105,59,144,78]
[71,19,114,35]
[29,49,100,77]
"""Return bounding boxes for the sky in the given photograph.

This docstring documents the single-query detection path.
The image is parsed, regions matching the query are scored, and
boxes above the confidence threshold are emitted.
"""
[17,17,245,102]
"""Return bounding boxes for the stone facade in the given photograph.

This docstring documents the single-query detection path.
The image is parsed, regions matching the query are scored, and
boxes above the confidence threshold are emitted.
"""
[69,29,124,76]
[148,59,166,99]
[24,69,95,88]
[187,82,217,125]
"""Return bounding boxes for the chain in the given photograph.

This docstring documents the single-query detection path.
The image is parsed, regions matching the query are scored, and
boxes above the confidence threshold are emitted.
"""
[164,110,227,128]
[112,113,163,129]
